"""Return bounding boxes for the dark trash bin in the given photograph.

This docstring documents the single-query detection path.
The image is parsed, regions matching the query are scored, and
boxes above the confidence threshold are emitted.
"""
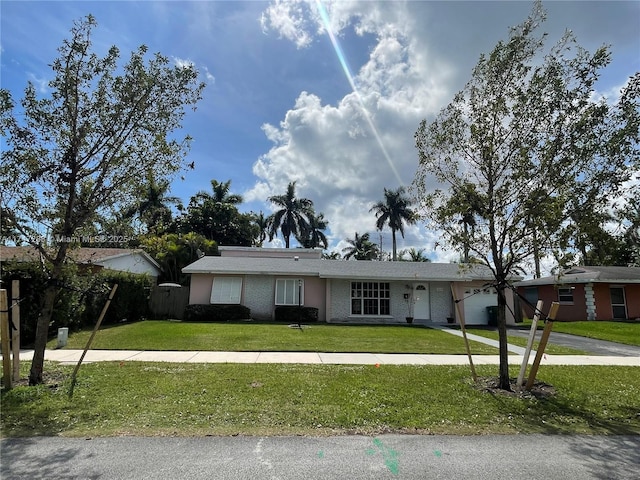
[486,306,498,327]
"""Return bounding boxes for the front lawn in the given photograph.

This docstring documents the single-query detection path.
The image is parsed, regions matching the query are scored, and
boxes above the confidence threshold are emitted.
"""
[48,321,501,354]
[2,361,638,437]
[552,321,640,347]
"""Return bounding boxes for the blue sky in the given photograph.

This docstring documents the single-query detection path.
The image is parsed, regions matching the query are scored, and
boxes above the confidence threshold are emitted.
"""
[2,1,639,262]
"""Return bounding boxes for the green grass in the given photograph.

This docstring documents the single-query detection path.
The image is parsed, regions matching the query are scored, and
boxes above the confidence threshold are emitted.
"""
[552,321,640,347]
[2,361,638,437]
[48,321,501,354]
[466,328,587,355]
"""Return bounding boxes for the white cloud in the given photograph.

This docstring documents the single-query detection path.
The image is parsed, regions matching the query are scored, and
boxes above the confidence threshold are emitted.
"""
[248,0,454,256]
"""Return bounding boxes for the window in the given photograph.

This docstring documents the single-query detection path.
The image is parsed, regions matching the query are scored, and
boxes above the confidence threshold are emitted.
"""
[610,287,627,319]
[524,287,538,307]
[275,279,304,305]
[558,287,574,304]
[211,277,242,304]
[351,282,390,316]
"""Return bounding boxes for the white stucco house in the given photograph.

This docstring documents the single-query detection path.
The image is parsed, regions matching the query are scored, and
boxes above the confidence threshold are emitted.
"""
[182,246,517,325]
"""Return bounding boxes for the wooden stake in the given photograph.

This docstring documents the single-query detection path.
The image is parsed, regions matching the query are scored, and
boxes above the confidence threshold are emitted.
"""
[1,289,12,390]
[525,302,559,391]
[11,280,20,382]
[451,284,477,382]
[69,284,118,399]
[517,300,543,387]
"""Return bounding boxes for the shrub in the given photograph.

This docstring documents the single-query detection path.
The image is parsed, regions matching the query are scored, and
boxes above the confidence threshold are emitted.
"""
[274,306,319,323]
[183,304,251,322]
[0,261,86,345]
[81,271,154,326]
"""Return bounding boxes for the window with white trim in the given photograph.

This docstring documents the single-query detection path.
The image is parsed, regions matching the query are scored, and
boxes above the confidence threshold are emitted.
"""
[351,282,390,315]
[210,277,242,304]
[275,279,304,305]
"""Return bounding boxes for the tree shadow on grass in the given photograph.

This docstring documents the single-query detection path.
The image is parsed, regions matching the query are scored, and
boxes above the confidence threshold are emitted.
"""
[0,438,101,480]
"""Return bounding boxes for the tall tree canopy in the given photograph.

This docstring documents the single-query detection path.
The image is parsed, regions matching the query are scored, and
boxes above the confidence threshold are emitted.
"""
[267,181,314,248]
[370,186,416,261]
[0,15,205,384]
[413,2,638,390]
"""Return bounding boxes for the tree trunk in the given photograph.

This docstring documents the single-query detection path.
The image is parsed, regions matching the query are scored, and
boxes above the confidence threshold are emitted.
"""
[29,284,58,385]
[391,230,397,261]
[496,286,511,391]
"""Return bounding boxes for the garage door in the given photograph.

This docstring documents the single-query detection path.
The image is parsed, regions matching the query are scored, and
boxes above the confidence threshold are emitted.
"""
[462,286,497,325]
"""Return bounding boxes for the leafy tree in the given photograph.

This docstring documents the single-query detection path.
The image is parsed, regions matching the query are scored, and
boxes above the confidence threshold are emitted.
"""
[0,15,205,385]
[413,2,637,390]
[141,232,217,284]
[322,251,342,260]
[181,179,256,246]
[267,181,313,248]
[370,186,416,261]
[342,232,379,260]
[296,210,329,249]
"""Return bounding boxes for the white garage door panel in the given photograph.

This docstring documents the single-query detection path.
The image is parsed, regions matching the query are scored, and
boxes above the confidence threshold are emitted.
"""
[463,287,497,325]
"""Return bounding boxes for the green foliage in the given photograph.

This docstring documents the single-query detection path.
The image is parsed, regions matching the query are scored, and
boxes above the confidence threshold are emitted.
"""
[82,271,154,326]
[274,306,319,323]
[177,179,257,246]
[267,181,314,248]
[0,262,86,344]
[140,232,217,284]
[183,304,251,322]
[342,232,379,260]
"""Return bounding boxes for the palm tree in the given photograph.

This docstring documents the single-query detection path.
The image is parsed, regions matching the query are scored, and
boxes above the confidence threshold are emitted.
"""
[370,186,417,261]
[342,232,379,260]
[125,171,181,234]
[296,211,329,249]
[251,210,270,247]
[195,179,243,205]
[267,181,313,248]
[399,247,431,262]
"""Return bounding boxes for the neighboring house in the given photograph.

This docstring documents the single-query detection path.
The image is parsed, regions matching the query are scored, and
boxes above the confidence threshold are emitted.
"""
[0,246,162,279]
[516,266,640,321]
[182,246,518,325]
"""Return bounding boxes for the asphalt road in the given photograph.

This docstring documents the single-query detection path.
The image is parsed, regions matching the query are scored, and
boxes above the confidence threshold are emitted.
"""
[507,328,640,356]
[2,435,639,480]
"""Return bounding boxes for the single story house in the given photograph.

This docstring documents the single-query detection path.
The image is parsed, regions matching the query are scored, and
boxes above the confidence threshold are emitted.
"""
[182,246,517,325]
[516,266,640,321]
[0,246,162,278]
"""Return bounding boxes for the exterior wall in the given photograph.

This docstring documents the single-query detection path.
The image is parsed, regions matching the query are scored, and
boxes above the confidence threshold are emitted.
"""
[99,253,160,277]
[452,282,516,325]
[593,283,640,320]
[189,273,214,304]
[328,279,423,324]
[519,284,588,321]
[429,282,454,323]
[188,273,327,322]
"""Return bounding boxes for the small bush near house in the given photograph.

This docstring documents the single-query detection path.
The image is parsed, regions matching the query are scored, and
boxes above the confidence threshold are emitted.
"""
[183,304,251,322]
[274,306,319,323]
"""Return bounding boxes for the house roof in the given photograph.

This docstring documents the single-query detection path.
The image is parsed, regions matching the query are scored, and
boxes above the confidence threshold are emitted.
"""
[516,266,640,286]
[0,246,161,270]
[182,255,498,282]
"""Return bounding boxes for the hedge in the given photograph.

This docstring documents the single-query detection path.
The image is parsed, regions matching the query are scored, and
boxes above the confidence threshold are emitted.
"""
[274,306,319,323]
[183,304,251,322]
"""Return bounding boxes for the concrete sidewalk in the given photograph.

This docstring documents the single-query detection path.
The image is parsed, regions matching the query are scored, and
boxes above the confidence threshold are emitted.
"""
[10,348,640,366]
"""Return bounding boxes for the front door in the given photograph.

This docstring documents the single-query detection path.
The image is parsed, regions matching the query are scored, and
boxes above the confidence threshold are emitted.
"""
[413,284,430,320]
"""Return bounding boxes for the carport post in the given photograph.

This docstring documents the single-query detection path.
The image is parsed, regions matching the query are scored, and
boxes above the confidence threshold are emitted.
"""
[451,285,477,382]
[517,300,543,386]
[525,302,559,391]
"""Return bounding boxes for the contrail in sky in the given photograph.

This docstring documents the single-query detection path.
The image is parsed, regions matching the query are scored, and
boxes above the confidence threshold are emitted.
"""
[315,0,404,186]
